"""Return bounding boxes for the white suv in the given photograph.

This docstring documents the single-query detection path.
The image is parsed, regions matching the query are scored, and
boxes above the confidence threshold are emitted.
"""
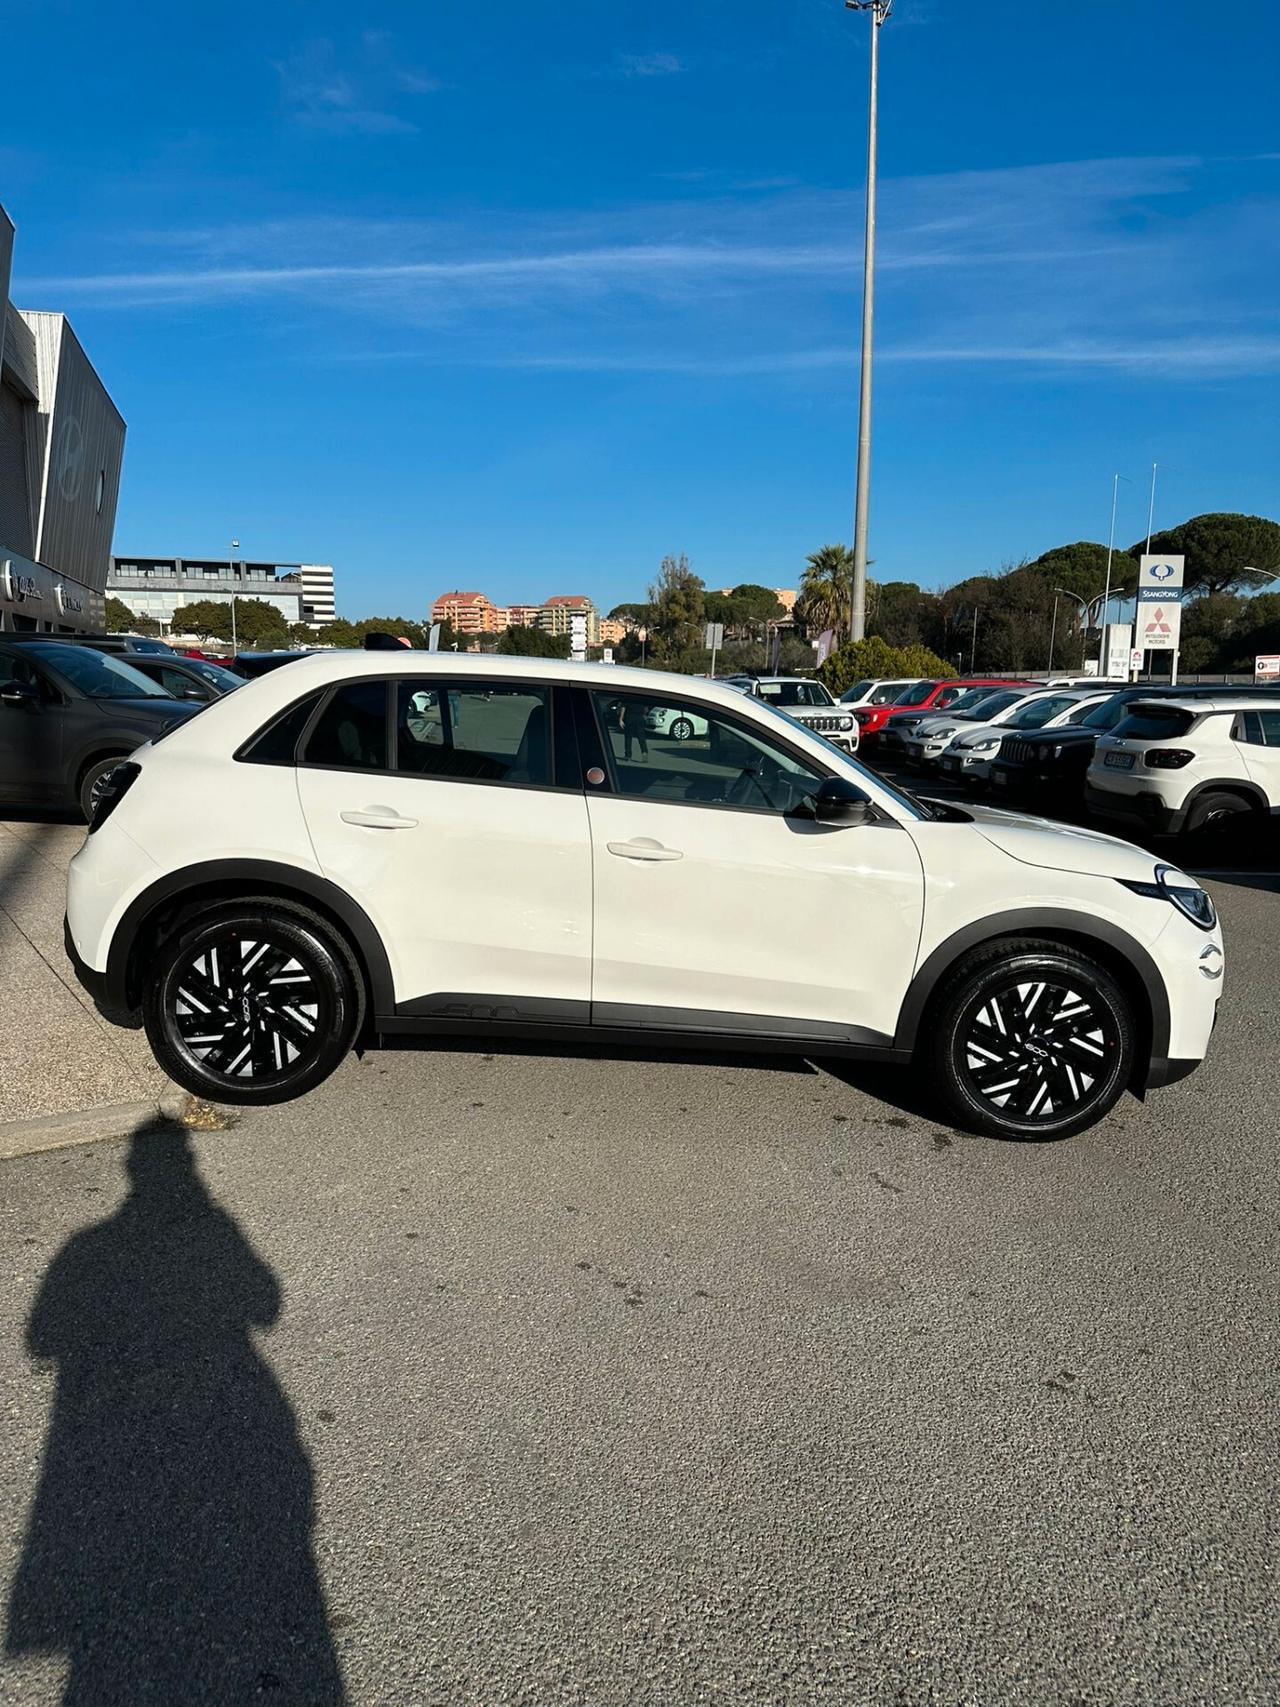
[735,677,859,754]
[66,655,1224,1139]
[1086,696,1280,837]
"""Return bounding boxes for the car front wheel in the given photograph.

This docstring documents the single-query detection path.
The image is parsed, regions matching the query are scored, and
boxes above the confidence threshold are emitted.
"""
[670,716,695,741]
[78,756,128,823]
[925,939,1135,1140]
[143,900,362,1105]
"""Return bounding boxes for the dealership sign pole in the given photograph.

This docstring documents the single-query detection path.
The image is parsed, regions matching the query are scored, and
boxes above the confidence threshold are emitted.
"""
[1136,554,1185,683]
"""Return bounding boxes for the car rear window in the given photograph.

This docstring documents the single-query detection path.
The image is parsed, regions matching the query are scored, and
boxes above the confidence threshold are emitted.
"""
[303,681,390,770]
[238,693,326,766]
[1112,705,1196,741]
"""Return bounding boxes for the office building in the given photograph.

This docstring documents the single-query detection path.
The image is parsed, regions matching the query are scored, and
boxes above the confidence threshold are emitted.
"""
[1,203,126,634]
[108,556,337,631]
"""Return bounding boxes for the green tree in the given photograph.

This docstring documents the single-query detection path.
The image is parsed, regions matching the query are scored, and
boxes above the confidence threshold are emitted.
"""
[817,637,956,697]
[726,583,787,623]
[495,624,571,658]
[607,602,654,629]
[170,597,290,648]
[169,599,233,641]
[317,617,359,649]
[1131,513,1280,596]
[796,544,852,638]
[104,595,160,635]
[1025,541,1137,603]
[647,553,705,664]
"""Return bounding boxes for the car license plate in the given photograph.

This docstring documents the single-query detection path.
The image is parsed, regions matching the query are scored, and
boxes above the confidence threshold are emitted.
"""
[941,756,960,772]
[1104,751,1135,770]
[992,770,1008,786]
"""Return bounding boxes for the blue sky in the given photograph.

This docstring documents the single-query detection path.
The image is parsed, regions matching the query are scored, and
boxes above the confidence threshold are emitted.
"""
[4,0,1279,617]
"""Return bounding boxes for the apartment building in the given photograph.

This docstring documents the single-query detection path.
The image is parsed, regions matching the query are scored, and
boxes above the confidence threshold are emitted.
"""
[430,590,503,635]
[539,594,599,646]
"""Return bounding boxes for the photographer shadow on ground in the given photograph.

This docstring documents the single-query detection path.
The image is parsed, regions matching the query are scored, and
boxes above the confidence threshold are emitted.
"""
[5,1119,346,1706]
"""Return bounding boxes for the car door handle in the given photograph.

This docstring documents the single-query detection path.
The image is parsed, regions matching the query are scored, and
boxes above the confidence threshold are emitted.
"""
[340,806,419,829]
[606,838,683,862]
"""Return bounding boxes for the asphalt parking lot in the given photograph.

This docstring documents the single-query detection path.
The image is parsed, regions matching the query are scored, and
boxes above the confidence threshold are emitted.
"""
[1,760,1278,1704]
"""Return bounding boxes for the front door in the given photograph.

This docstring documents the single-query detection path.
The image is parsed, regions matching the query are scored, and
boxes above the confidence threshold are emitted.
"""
[583,687,924,1045]
[0,647,63,804]
[296,676,592,1019]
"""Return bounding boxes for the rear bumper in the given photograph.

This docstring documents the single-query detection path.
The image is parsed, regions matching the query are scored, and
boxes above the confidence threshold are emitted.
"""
[1084,782,1187,836]
[63,913,139,1029]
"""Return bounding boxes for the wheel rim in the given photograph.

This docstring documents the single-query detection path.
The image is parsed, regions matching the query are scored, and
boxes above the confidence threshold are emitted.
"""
[167,929,331,1086]
[88,766,118,812]
[956,976,1120,1126]
[673,720,692,740]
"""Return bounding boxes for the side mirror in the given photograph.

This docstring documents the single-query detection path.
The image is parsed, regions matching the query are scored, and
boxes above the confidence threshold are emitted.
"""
[0,680,38,708]
[180,686,206,700]
[796,777,875,826]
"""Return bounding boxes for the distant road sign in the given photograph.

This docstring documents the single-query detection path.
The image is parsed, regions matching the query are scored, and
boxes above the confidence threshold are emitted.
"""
[1255,654,1280,680]
[704,622,725,650]
[1130,648,1144,672]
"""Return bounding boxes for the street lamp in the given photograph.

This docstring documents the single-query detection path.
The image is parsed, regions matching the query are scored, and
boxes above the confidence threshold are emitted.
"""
[844,0,892,643]
[229,537,240,656]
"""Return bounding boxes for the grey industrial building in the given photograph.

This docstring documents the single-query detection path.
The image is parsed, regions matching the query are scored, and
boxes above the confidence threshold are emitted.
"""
[108,557,337,632]
[1,204,125,634]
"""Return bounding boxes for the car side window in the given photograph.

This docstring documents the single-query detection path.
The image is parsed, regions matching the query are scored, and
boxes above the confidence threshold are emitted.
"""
[869,685,899,705]
[238,693,326,766]
[157,666,201,697]
[0,651,42,692]
[1238,710,1280,747]
[590,690,826,814]
[396,681,552,787]
[302,681,390,771]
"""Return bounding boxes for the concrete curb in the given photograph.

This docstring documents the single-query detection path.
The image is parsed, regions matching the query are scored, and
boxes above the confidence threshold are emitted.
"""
[0,1083,194,1162]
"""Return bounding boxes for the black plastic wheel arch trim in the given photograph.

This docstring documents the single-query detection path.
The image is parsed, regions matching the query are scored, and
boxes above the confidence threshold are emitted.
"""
[893,908,1171,1089]
[104,860,395,1018]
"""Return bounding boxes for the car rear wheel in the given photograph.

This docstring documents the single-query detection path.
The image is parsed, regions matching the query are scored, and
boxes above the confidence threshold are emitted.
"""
[925,939,1135,1140]
[1183,790,1253,837]
[670,716,695,741]
[78,756,128,824]
[143,900,362,1105]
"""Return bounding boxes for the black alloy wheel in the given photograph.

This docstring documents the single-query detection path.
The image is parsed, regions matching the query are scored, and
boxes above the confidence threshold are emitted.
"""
[143,902,361,1105]
[79,756,128,824]
[928,941,1134,1140]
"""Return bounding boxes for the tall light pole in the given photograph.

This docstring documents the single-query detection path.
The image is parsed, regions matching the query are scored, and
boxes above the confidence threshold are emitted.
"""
[1144,462,1158,555]
[845,0,892,643]
[1099,474,1130,668]
[229,537,240,655]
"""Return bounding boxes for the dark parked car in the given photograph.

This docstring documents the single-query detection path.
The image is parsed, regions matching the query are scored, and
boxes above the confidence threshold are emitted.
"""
[7,631,175,658]
[0,640,202,820]
[989,682,1280,801]
[122,654,244,702]
[232,650,313,679]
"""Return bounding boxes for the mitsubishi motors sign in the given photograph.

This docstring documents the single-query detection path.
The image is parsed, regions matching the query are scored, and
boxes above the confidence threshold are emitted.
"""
[1137,600,1181,652]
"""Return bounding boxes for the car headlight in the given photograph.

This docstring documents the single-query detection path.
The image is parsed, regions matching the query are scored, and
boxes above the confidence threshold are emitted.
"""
[969,737,999,752]
[1118,864,1217,931]
[931,726,956,739]
[838,716,854,731]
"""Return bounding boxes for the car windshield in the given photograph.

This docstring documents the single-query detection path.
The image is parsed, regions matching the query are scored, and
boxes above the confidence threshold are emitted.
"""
[757,681,834,707]
[1005,694,1077,730]
[1063,698,1105,724]
[36,644,172,699]
[892,680,936,705]
[840,679,874,703]
[952,690,1023,721]
[184,659,243,691]
[746,695,930,819]
[941,687,1005,714]
[1079,694,1130,730]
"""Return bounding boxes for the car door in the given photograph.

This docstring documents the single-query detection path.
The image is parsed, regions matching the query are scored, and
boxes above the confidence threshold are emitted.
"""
[1234,709,1280,808]
[295,675,592,1019]
[582,686,924,1045]
[0,646,64,803]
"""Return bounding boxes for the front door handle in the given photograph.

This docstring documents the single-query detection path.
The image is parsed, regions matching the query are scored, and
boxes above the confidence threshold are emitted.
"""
[606,837,683,862]
[341,806,418,829]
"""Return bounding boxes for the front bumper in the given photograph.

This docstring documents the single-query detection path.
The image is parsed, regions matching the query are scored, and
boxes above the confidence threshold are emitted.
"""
[939,750,997,780]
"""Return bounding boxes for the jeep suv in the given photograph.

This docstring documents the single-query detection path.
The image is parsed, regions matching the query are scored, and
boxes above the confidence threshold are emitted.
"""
[735,676,858,754]
[1086,696,1280,837]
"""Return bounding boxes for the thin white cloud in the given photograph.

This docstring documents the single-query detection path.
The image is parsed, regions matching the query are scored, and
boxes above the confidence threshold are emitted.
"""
[274,35,438,135]
[618,52,683,78]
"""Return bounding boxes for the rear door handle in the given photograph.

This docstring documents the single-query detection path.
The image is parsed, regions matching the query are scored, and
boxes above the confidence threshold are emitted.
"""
[341,806,418,829]
[606,838,683,862]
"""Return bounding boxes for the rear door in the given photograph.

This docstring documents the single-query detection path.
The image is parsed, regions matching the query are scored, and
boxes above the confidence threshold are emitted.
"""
[295,675,593,1019]
[1233,709,1280,810]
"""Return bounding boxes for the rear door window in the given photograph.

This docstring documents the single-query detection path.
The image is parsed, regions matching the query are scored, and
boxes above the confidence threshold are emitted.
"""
[303,681,391,771]
[396,681,552,787]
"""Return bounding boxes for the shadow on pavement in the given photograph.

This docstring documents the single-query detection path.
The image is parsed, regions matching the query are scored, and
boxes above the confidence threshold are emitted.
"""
[4,1119,346,1706]
[386,1032,817,1076]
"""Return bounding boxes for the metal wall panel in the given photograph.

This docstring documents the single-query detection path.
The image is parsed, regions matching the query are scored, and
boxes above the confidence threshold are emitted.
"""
[26,313,126,596]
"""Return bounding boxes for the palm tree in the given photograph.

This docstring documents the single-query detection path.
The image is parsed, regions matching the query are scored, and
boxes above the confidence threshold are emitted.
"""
[798,544,853,638]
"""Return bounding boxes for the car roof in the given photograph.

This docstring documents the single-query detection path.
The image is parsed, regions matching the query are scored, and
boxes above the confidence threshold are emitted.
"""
[1124,696,1276,714]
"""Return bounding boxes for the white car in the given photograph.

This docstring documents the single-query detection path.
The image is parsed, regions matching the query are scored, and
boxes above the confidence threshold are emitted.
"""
[644,705,709,741]
[66,655,1223,1139]
[737,676,859,755]
[937,690,1112,783]
[902,687,1041,765]
[1086,696,1280,837]
[838,677,916,708]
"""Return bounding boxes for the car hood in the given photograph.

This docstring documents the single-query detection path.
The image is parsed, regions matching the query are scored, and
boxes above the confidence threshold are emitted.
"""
[940,798,1158,881]
[1002,726,1098,750]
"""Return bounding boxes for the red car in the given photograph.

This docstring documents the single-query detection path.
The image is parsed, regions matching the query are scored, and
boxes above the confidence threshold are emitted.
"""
[855,678,1030,747]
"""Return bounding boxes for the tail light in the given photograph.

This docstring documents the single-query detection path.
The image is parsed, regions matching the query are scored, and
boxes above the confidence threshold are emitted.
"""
[88,762,141,833]
[1144,749,1194,769]
[855,710,875,725]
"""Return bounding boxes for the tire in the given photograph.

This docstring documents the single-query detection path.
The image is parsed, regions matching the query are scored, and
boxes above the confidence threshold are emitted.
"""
[1183,790,1253,838]
[924,938,1135,1140]
[142,900,363,1105]
[670,717,695,742]
[78,756,128,824]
